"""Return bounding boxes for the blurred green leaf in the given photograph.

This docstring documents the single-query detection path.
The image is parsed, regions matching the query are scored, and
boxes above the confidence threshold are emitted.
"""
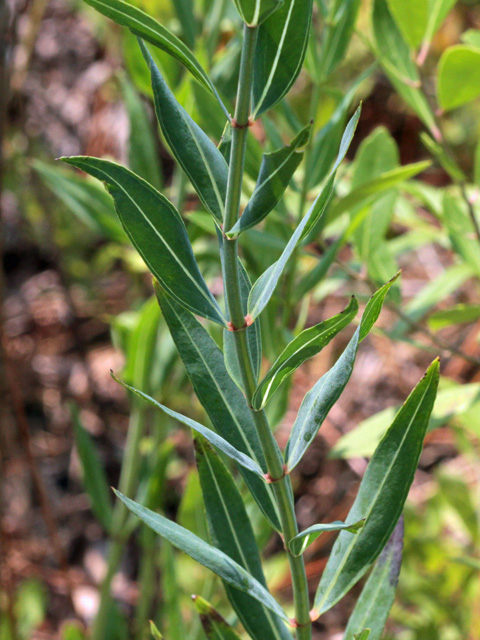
[427,304,480,331]
[192,596,242,640]
[438,46,480,111]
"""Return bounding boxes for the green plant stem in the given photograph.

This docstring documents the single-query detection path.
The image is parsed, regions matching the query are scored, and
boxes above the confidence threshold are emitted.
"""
[92,406,147,640]
[222,24,312,640]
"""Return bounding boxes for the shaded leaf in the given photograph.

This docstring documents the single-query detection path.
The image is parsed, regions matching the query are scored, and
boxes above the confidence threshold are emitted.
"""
[289,519,365,557]
[141,41,228,224]
[313,360,439,615]
[252,297,359,410]
[253,0,313,116]
[114,491,289,622]
[233,0,284,26]
[228,124,311,237]
[193,595,242,640]
[155,286,281,530]
[61,157,226,326]
[285,274,399,472]
[319,0,361,78]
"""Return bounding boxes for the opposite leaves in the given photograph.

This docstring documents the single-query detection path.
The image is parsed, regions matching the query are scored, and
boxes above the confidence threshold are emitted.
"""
[61,157,226,326]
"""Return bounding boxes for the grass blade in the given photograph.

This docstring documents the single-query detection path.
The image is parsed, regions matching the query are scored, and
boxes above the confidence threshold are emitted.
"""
[114,491,290,622]
[313,360,439,615]
[61,157,226,326]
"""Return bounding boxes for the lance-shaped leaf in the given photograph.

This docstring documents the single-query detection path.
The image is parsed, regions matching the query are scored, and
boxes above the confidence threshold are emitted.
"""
[288,519,365,557]
[253,0,313,117]
[319,0,361,79]
[150,621,164,640]
[141,41,228,224]
[192,596,242,640]
[155,285,281,531]
[61,157,226,326]
[82,0,228,116]
[247,107,360,320]
[228,124,311,237]
[252,297,358,410]
[312,360,439,615]
[233,0,284,26]
[112,374,264,478]
[285,273,399,472]
[196,438,291,640]
[343,518,404,640]
[114,491,289,622]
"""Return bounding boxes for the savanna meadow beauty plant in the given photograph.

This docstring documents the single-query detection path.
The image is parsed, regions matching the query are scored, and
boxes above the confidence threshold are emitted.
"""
[61,0,440,638]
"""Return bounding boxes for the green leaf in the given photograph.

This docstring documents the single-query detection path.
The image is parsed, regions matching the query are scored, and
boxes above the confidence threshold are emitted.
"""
[71,405,113,532]
[319,0,361,78]
[289,520,365,557]
[33,160,124,243]
[228,124,311,237]
[427,304,480,331]
[285,275,399,472]
[82,0,228,115]
[61,156,226,326]
[192,596,242,640]
[354,630,371,640]
[195,438,291,640]
[442,192,480,277]
[420,132,466,182]
[462,29,480,49]
[233,0,284,26]
[253,0,313,117]
[114,491,290,622]
[252,296,359,410]
[438,45,480,111]
[343,519,403,640]
[386,0,429,49]
[419,0,457,61]
[329,161,431,221]
[112,373,265,478]
[155,286,281,531]
[313,360,439,615]
[141,41,228,224]
[150,621,164,640]
[121,73,163,189]
[332,381,480,459]
[372,0,439,138]
[247,107,360,320]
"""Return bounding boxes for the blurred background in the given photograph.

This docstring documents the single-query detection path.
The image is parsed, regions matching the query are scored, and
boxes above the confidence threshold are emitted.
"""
[1,0,480,639]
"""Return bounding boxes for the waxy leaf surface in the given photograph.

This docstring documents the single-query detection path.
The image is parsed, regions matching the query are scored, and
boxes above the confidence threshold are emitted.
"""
[228,125,311,236]
[112,374,264,478]
[62,157,225,326]
[141,42,228,223]
[285,274,399,472]
[289,520,365,557]
[114,491,289,622]
[253,0,313,116]
[156,286,281,530]
[313,360,439,614]
[343,519,404,640]
[196,439,291,640]
[252,297,359,410]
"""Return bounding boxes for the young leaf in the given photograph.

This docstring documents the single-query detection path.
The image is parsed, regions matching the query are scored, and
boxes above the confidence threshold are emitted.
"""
[288,519,365,557]
[438,46,480,111]
[253,0,313,117]
[61,157,226,326]
[155,285,281,531]
[285,274,399,472]
[252,297,359,410]
[247,107,361,320]
[71,404,113,531]
[192,595,242,640]
[114,491,290,622]
[141,41,228,224]
[82,0,228,116]
[112,373,265,478]
[313,360,439,615]
[227,124,311,237]
[195,438,291,640]
[233,0,284,26]
[343,518,404,640]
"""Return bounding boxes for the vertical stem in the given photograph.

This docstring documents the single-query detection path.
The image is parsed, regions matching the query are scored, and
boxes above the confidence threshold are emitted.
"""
[222,24,312,640]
